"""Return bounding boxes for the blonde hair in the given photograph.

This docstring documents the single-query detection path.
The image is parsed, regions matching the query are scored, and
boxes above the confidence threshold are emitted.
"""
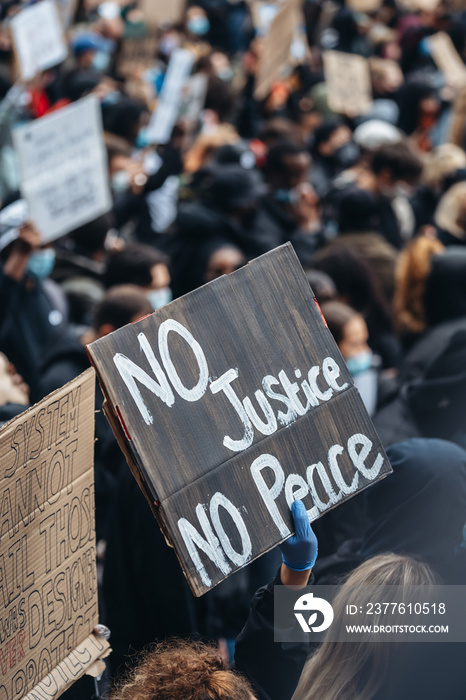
[435,181,466,238]
[393,236,444,337]
[422,144,466,190]
[292,554,438,700]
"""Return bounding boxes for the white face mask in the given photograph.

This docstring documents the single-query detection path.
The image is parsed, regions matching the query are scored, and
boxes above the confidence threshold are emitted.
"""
[111,170,131,195]
[148,287,172,310]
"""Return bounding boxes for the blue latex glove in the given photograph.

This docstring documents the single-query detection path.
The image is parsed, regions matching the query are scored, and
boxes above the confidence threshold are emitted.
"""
[279,500,318,572]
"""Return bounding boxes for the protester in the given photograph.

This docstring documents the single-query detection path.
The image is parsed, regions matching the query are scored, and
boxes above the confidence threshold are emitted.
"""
[392,235,445,351]
[108,640,255,700]
[321,300,381,415]
[0,218,68,396]
[314,438,466,584]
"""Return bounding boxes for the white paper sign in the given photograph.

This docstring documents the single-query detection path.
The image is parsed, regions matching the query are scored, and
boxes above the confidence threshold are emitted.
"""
[11,0,68,81]
[146,48,194,145]
[13,96,112,243]
[179,73,208,123]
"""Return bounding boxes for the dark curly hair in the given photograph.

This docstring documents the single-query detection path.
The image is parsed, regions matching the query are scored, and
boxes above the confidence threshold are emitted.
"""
[109,639,255,700]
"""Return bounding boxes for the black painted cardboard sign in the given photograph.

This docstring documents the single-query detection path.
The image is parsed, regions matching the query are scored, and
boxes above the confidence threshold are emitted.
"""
[87,244,392,596]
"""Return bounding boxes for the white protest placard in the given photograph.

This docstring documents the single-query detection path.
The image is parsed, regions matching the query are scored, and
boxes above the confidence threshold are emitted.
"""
[323,50,373,117]
[429,32,466,90]
[13,96,112,243]
[146,49,194,145]
[11,0,68,81]
[178,73,209,123]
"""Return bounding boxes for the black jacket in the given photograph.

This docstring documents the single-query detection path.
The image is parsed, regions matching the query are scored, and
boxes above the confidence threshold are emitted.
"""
[0,270,68,396]
[170,197,319,297]
[235,569,312,700]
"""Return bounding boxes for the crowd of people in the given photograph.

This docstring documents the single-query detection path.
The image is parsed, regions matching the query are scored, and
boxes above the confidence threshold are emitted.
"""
[0,0,466,697]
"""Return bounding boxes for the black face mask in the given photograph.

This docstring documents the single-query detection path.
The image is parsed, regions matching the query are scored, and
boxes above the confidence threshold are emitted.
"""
[332,141,361,169]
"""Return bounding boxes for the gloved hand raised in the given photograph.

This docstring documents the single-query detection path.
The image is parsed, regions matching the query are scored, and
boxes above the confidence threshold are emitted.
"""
[279,499,318,572]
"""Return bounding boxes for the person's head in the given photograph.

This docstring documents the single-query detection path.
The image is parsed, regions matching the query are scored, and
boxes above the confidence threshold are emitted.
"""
[265,141,311,192]
[102,97,150,145]
[204,164,267,221]
[109,639,255,700]
[424,247,466,328]
[257,118,302,149]
[422,145,466,194]
[104,245,171,309]
[435,181,466,239]
[320,301,371,375]
[185,5,210,38]
[304,269,337,305]
[310,249,391,329]
[337,188,380,234]
[397,78,440,137]
[293,553,439,700]
[204,76,235,124]
[66,213,115,261]
[370,141,423,197]
[353,120,402,153]
[393,236,445,338]
[312,120,358,170]
[369,57,403,96]
[71,31,111,70]
[86,284,153,341]
[205,245,246,282]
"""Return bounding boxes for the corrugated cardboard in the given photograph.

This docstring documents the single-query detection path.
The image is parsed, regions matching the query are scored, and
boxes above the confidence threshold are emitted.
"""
[88,245,392,596]
[254,0,301,100]
[323,50,373,117]
[0,368,108,699]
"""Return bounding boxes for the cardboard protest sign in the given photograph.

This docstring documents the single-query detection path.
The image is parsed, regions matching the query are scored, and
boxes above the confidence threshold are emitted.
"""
[13,96,112,243]
[55,0,79,29]
[429,32,466,90]
[347,0,382,11]
[146,48,194,144]
[117,32,159,77]
[323,50,373,117]
[10,0,68,81]
[140,0,186,26]
[0,368,110,699]
[87,244,392,596]
[254,0,301,100]
[395,0,440,9]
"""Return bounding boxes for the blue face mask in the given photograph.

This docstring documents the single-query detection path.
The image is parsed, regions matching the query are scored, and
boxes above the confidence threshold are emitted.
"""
[186,16,210,35]
[275,188,299,204]
[346,350,373,377]
[135,127,150,149]
[92,51,110,72]
[148,287,172,310]
[27,249,56,281]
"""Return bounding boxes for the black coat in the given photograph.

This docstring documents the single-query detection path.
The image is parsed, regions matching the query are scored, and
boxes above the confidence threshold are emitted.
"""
[170,197,319,297]
[0,270,68,396]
